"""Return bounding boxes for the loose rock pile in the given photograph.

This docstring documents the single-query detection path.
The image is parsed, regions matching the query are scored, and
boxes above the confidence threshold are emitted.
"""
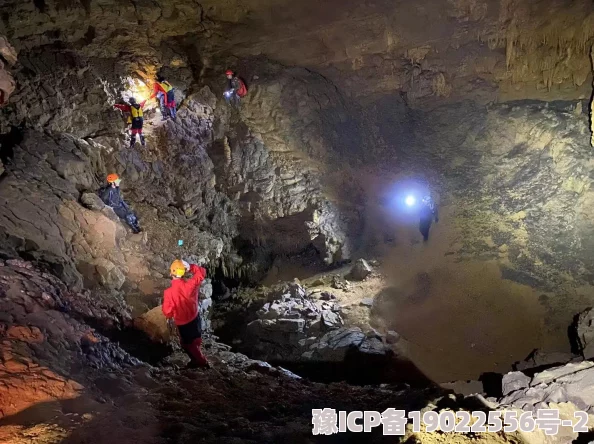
[244,283,392,363]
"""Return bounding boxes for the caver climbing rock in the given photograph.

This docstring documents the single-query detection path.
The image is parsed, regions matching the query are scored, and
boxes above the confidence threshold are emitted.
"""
[419,195,439,242]
[98,173,142,233]
[150,75,177,120]
[224,69,247,107]
[163,259,210,368]
[113,97,146,148]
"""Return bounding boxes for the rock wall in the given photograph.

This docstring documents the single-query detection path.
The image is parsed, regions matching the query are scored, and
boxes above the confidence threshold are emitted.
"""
[358,99,594,289]
[0,259,139,420]
[202,0,594,106]
[0,35,16,107]
[0,25,362,297]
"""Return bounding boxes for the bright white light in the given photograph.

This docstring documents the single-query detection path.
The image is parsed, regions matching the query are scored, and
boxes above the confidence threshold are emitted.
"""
[405,195,416,207]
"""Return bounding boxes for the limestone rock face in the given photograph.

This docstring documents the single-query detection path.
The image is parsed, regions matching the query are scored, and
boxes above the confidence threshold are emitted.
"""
[93,258,126,290]
[0,259,139,419]
[0,35,16,106]
[0,61,357,292]
[203,0,594,105]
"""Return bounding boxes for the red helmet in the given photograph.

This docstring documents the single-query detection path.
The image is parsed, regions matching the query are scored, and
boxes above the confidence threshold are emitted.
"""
[225,70,234,76]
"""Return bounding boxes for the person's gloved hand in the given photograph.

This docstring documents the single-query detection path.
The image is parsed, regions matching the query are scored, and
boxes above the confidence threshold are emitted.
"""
[182,260,190,271]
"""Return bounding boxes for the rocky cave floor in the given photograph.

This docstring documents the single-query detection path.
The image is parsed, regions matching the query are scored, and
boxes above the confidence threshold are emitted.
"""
[4,255,594,444]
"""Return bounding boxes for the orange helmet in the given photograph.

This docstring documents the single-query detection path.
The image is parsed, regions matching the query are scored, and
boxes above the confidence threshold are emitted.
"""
[106,173,119,183]
[170,260,186,278]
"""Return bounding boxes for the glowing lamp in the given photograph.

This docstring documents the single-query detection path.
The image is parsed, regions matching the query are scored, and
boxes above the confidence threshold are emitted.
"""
[405,195,416,207]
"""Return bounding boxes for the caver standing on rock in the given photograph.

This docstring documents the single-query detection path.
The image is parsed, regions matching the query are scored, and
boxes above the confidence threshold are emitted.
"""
[99,173,142,234]
[419,195,439,242]
[113,97,146,148]
[163,260,210,368]
[223,69,247,107]
[150,75,177,120]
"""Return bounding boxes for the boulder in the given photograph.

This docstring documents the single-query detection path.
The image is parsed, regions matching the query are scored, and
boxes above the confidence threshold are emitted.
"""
[530,361,594,386]
[386,330,401,344]
[347,259,372,281]
[360,298,374,307]
[81,192,105,211]
[307,328,365,361]
[320,291,336,301]
[134,306,171,343]
[366,328,382,340]
[94,258,126,290]
[502,371,531,396]
[498,361,594,422]
[321,310,342,330]
[359,337,386,356]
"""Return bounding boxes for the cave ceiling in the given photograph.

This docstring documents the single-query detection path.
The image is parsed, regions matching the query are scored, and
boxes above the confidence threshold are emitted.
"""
[1,0,593,108]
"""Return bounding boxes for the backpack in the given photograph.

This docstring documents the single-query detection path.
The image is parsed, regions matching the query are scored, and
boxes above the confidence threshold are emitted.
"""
[236,78,247,97]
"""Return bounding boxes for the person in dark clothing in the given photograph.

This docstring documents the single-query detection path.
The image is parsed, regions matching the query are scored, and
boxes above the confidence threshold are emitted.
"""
[419,195,439,242]
[114,97,146,148]
[99,173,142,233]
[224,69,246,107]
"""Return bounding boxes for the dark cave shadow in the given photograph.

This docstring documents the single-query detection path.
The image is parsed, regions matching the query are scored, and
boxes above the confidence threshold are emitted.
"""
[0,124,24,167]
[269,345,435,389]
[0,398,94,428]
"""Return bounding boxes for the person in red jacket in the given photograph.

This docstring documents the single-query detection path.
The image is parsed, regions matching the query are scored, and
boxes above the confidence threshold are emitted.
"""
[162,259,210,368]
[113,97,146,148]
[149,75,176,121]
